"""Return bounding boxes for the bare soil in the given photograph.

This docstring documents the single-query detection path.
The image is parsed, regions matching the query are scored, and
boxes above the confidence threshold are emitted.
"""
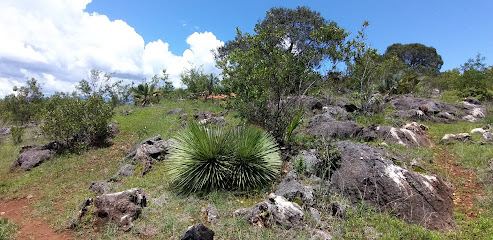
[434,147,485,219]
[0,197,74,240]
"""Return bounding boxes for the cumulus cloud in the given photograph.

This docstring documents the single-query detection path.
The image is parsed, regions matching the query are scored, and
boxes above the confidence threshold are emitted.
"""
[0,0,224,97]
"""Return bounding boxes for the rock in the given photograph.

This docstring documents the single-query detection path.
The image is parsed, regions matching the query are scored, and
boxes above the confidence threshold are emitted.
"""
[390,95,460,122]
[461,100,487,122]
[322,106,350,120]
[180,114,189,120]
[108,121,120,137]
[201,204,219,224]
[362,123,433,147]
[309,207,326,227]
[483,132,493,141]
[330,141,455,231]
[116,135,172,178]
[275,175,315,208]
[311,229,333,240]
[93,188,147,231]
[112,164,136,180]
[343,103,359,113]
[471,126,490,134]
[181,224,215,240]
[330,201,346,218]
[305,113,362,139]
[296,149,321,176]
[167,108,185,115]
[200,116,228,126]
[89,181,112,194]
[235,193,304,229]
[0,127,10,137]
[464,97,480,105]
[441,133,471,144]
[10,141,65,171]
[194,111,216,121]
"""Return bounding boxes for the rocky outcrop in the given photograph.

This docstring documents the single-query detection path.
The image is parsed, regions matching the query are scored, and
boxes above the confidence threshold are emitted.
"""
[305,113,362,139]
[275,172,315,208]
[363,122,433,147]
[330,141,455,231]
[390,95,486,123]
[10,141,66,171]
[181,224,215,240]
[93,188,147,231]
[234,193,304,229]
[114,135,172,179]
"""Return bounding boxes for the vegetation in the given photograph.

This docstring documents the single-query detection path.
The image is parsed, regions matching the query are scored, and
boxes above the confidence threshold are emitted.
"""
[0,78,44,124]
[167,122,281,194]
[0,218,17,240]
[41,93,114,149]
[130,82,161,107]
[216,6,348,141]
[180,66,220,99]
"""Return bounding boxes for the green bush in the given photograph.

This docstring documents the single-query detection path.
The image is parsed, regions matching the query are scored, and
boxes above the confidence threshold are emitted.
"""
[10,125,23,145]
[167,122,281,194]
[41,94,114,149]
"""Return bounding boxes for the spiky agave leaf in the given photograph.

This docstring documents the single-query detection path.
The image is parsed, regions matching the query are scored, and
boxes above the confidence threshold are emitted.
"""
[167,122,233,194]
[229,126,281,190]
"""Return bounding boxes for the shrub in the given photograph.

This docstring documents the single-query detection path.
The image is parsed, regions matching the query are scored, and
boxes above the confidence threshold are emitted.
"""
[41,94,114,150]
[10,125,23,145]
[167,122,281,194]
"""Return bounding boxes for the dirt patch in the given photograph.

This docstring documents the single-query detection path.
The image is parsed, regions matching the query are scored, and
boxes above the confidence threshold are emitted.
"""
[434,147,484,219]
[0,197,74,240]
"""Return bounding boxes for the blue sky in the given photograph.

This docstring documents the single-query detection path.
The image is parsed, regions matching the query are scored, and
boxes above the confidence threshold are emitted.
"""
[0,0,492,97]
[87,0,493,70]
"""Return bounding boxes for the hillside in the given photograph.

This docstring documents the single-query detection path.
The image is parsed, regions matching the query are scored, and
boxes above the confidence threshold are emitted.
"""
[1,94,493,240]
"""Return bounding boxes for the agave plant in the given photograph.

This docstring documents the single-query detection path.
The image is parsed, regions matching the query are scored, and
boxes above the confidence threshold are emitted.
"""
[166,122,281,194]
[131,83,161,107]
[229,126,281,191]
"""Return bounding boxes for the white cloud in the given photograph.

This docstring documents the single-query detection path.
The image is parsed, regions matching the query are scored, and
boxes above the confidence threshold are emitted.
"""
[0,0,224,98]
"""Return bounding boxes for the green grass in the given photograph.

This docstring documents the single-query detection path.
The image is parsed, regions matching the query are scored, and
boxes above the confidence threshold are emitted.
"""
[0,218,17,240]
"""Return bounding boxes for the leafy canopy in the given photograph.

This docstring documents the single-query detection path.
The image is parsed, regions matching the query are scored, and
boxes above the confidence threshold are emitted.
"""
[216,6,348,140]
[383,43,443,75]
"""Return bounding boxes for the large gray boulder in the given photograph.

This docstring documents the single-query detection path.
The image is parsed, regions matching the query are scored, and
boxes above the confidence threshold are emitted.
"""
[167,108,185,115]
[234,193,304,229]
[93,188,147,231]
[10,141,65,171]
[305,113,362,139]
[330,141,455,231]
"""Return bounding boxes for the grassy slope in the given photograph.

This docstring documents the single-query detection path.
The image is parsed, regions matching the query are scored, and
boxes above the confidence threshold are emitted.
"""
[1,99,493,239]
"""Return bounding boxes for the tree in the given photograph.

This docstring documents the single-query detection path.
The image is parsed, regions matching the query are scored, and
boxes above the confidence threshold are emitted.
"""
[216,6,348,141]
[180,66,219,99]
[130,82,161,107]
[1,78,44,124]
[383,43,443,75]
